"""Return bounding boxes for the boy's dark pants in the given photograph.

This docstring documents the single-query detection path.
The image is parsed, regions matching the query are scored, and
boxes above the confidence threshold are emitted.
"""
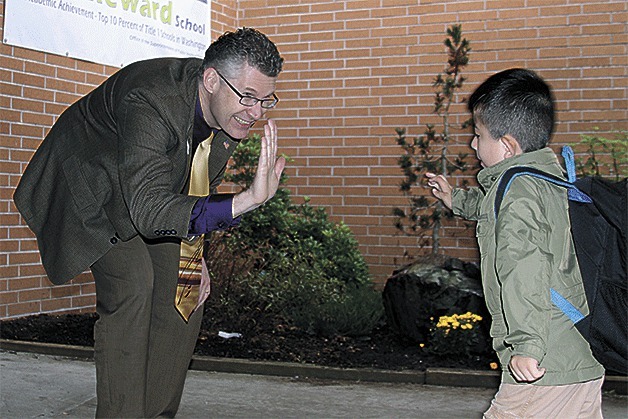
[91,235,203,418]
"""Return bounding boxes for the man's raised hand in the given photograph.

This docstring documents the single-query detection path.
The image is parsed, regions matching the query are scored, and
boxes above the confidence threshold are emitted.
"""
[233,119,285,216]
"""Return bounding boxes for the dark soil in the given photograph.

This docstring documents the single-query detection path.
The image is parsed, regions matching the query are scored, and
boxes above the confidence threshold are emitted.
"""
[0,307,498,372]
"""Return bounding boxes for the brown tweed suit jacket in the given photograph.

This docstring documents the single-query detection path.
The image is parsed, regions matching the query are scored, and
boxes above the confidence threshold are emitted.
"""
[14,57,238,284]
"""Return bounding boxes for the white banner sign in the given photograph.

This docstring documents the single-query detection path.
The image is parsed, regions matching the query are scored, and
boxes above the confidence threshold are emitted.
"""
[4,0,211,67]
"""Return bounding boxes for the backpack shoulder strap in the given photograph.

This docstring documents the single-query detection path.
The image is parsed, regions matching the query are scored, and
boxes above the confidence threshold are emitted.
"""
[494,166,593,219]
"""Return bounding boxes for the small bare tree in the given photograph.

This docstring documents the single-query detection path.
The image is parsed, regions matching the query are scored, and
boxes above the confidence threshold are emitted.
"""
[393,24,472,255]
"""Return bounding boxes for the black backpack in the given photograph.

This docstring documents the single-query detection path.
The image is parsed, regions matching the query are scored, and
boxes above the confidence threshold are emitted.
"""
[495,146,627,375]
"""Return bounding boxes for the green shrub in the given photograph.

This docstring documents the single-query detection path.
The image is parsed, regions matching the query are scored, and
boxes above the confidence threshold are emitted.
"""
[575,128,627,181]
[204,135,379,337]
[290,285,385,337]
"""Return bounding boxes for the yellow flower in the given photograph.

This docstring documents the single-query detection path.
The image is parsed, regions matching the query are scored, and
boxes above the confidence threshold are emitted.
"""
[419,343,425,348]
[433,312,483,334]
[490,362,499,370]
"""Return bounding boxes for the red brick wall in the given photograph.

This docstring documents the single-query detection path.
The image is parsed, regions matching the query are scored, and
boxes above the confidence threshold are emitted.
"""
[1,0,626,319]
[238,0,627,279]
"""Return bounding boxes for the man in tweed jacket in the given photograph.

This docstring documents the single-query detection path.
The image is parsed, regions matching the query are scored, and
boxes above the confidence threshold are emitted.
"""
[14,28,285,417]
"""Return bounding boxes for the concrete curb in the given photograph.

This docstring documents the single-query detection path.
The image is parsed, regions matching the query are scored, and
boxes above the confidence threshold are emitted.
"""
[190,356,428,385]
[1,339,625,395]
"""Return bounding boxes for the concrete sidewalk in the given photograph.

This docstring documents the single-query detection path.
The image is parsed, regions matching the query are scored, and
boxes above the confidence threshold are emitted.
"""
[1,349,627,418]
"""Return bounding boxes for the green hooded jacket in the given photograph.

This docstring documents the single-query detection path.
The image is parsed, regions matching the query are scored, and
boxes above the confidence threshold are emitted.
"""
[452,147,604,385]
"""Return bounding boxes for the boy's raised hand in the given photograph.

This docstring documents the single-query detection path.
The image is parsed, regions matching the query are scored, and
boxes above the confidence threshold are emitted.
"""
[425,173,453,210]
[509,355,546,382]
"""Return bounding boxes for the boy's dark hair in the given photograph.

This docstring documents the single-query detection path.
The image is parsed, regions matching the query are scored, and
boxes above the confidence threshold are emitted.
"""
[468,68,555,152]
[202,27,284,78]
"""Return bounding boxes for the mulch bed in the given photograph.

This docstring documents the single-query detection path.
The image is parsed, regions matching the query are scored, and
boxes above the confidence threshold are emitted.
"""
[0,310,498,372]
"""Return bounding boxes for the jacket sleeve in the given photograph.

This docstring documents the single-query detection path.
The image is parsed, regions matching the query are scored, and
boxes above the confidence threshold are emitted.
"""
[494,177,554,363]
[117,91,198,239]
[451,187,484,221]
[188,194,241,235]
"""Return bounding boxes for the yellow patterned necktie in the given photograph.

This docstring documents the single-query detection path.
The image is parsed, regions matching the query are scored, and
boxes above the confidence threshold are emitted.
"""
[175,132,213,322]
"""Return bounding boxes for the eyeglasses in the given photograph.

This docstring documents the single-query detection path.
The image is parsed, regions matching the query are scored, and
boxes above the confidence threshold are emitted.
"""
[215,70,279,109]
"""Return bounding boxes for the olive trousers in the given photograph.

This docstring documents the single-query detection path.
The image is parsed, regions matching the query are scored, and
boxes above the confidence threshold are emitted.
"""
[91,235,203,418]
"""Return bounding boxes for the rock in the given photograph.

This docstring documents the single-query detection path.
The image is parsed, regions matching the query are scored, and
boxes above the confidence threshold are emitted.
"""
[382,256,489,345]
[442,257,465,272]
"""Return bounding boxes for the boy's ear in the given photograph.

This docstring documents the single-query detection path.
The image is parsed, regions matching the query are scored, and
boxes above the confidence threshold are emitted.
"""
[500,135,524,159]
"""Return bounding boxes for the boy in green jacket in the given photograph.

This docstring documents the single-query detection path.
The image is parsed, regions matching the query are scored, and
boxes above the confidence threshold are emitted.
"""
[426,68,604,418]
